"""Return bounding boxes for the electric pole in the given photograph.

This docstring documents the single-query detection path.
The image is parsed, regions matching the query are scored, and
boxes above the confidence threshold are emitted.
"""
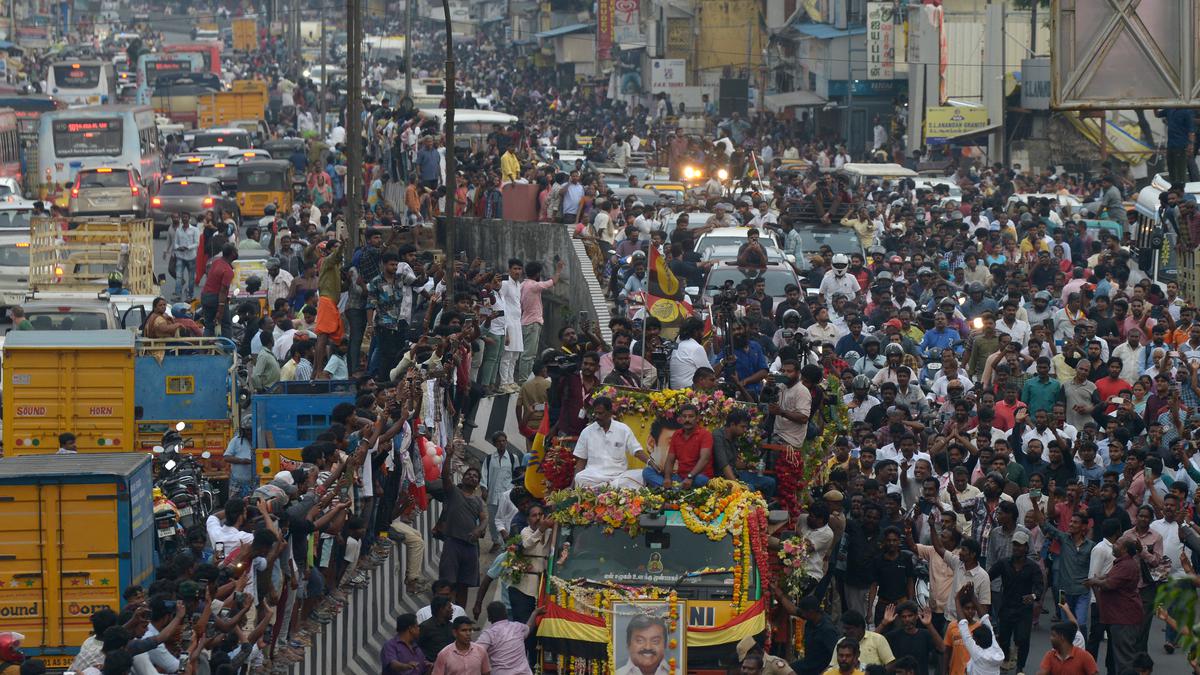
[403,0,413,99]
[346,0,363,249]
[441,0,456,306]
[319,12,327,136]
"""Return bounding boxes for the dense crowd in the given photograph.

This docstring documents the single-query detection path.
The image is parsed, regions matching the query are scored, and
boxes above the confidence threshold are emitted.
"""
[6,7,1200,675]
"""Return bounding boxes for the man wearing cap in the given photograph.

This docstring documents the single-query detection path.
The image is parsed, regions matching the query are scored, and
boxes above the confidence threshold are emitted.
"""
[1026,291,1055,331]
[985,530,1042,674]
[224,415,256,499]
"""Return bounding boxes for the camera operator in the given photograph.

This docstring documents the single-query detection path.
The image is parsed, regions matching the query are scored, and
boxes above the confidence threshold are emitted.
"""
[548,351,601,438]
[669,317,711,389]
[769,359,813,446]
[710,317,769,400]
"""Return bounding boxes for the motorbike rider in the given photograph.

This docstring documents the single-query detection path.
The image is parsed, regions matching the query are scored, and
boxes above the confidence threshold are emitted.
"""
[872,343,908,387]
[819,253,860,306]
[853,336,886,379]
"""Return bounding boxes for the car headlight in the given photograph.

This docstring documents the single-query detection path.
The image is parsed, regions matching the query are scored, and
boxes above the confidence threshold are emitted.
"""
[717,168,729,181]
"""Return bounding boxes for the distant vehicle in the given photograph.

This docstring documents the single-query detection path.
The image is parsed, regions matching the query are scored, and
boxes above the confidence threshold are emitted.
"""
[836,162,918,188]
[151,176,238,233]
[699,261,800,311]
[191,128,252,150]
[195,158,239,191]
[163,43,222,76]
[68,167,149,218]
[912,176,963,199]
[38,104,163,189]
[700,243,786,265]
[47,60,117,107]
[0,94,66,190]
[609,187,660,207]
[165,154,208,180]
[0,232,30,309]
[22,297,120,330]
[791,227,863,270]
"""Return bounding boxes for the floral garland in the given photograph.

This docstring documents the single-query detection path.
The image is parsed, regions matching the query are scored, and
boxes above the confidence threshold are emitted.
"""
[547,486,666,535]
[776,536,818,599]
[773,374,851,519]
[546,480,773,618]
[592,385,766,448]
[497,534,532,585]
[541,439,578,491]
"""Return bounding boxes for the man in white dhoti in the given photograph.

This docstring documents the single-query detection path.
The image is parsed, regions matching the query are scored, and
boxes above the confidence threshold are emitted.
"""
[572,397,651,489]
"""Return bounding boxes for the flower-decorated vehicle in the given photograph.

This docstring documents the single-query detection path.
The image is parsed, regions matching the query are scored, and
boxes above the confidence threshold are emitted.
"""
[535,478,779,675]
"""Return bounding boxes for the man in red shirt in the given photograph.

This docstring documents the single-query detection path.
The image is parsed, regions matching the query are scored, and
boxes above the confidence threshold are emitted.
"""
[1093,357,1131,415]
[201,243,238,337]
[644,403,713,489]
[1037,621,1098,675]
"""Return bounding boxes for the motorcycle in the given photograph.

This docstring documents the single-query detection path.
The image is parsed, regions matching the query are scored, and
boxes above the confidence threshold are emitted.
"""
[153,422,215,533]
[152,489,185,562]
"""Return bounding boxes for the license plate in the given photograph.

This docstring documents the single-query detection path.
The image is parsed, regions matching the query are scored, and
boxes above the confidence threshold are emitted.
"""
[177,507,193,517]
[157,527,175,539]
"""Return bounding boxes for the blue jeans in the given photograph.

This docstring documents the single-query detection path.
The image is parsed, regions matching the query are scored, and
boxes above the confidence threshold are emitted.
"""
[737,470,777,498]
[642,466,710,488]
[174,257,196,300]
[1065,592,1090,636]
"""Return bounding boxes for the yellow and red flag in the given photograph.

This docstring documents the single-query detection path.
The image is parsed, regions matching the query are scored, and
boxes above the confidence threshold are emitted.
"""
[646,243,694,339]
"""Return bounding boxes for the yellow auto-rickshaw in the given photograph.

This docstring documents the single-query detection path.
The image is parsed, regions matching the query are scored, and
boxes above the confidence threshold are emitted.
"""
[236,160,293,218]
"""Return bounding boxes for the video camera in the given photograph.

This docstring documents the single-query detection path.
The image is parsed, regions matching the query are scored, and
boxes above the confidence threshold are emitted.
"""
[545,351,583,376]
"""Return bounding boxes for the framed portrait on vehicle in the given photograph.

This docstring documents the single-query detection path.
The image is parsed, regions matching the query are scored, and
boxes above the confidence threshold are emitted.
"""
[610,602,685,675]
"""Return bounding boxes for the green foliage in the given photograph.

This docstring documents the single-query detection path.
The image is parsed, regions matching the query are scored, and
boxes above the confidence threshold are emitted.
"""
[1156,578,1199,659]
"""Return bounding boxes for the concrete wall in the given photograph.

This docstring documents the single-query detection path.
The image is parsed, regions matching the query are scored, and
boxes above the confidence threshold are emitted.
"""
[453,220,614,350]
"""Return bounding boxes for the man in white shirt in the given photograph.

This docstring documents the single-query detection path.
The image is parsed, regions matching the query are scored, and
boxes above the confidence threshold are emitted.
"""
[572,397,650,489]
[669,318,710,389]
[415,579,468,623]
[173,216,200,301]
[996,301,1031,346]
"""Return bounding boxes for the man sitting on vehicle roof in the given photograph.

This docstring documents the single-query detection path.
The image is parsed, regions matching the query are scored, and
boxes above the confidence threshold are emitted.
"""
[573,397,652,490]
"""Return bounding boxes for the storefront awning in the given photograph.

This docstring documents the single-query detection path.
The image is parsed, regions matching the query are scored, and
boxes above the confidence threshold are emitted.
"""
[792,22,866,40]
[763,90,828,111]
[534,23,594,39]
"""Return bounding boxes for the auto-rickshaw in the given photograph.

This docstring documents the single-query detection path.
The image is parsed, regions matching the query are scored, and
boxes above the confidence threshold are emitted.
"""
[236,160,293,218]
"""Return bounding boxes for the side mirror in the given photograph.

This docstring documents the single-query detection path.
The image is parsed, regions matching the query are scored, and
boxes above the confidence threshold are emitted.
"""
[152,445,164,454]
[201,451,211,459]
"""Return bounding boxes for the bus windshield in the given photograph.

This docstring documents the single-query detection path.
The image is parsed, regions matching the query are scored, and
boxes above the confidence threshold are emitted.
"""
[555,522,735,586]
[53,118,123,157]
[238,168,288,191]
[53,64,102,89]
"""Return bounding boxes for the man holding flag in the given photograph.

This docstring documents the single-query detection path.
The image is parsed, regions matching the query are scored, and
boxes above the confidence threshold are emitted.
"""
[645,229,698,340]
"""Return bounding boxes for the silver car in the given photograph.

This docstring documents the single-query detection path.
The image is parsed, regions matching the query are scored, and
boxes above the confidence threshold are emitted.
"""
[68,167,148,218]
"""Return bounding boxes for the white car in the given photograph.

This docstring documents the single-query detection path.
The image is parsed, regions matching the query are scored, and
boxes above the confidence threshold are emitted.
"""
[0,232,29,309]
[700,244,786,265]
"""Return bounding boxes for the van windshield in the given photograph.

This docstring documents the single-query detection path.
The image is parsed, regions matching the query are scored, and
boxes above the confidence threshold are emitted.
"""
[555,521,735,586]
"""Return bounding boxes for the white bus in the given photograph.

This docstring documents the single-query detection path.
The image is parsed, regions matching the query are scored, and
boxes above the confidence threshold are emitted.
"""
[46,61,118,107]
[37,105,163,189]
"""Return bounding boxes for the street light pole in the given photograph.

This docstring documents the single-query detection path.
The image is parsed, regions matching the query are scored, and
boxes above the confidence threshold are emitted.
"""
[345,0,363,249]
[441,0,456,308]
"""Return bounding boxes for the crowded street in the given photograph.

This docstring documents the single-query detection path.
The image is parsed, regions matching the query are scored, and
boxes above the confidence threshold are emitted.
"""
[0,1,1198,675]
